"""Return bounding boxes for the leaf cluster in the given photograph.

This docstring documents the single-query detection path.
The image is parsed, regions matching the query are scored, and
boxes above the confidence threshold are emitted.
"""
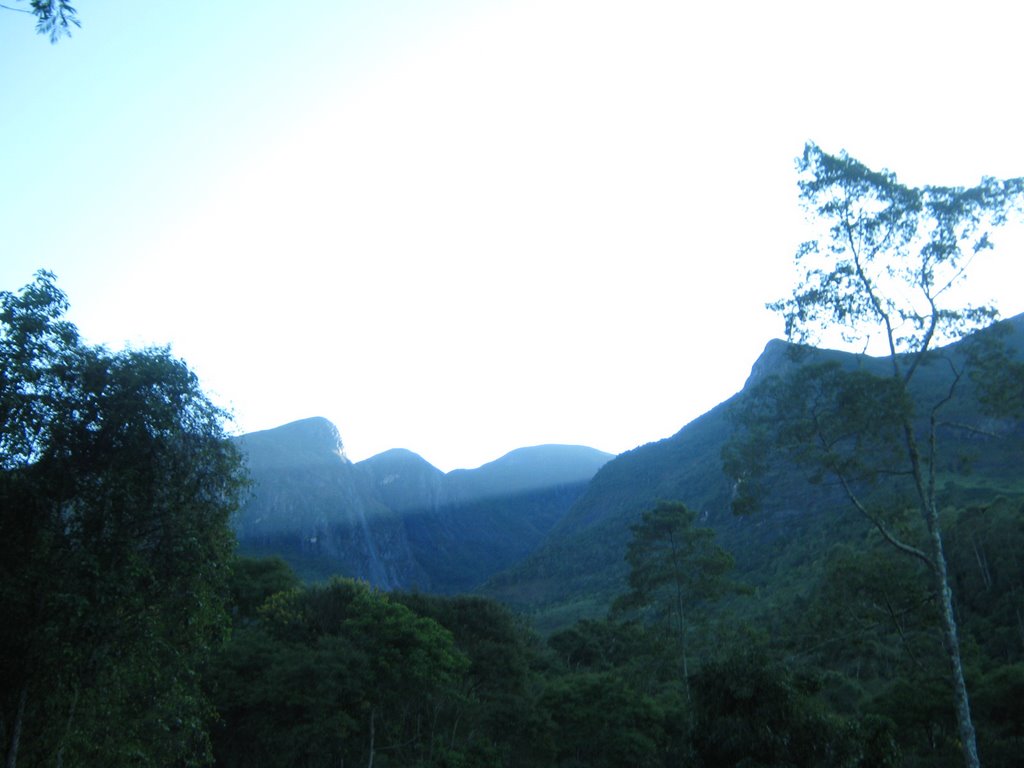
[4,0,81,42]
[773,142,1024,356]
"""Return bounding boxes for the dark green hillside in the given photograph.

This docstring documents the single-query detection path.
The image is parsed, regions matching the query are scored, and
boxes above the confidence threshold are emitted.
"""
[483,315,1024,632]
[481,352,856,625]
[482,404,739,624]
[404,481,595,595]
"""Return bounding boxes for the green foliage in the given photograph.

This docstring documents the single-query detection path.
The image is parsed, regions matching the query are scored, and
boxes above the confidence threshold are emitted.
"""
[617,502,739,614]
[801,544,940,683]
[537,672,668,768]
[730,144,1024,768]
[0,272,246,767]
[972,663,1024,767]
[726,360,911,514]
[693,650,900,768]
[944,498,1024,663]
[203,549,1024,768]
[613,500,744,690]
[718,494,1024,767]
[548,618,686,701]
[225,555,301,624]
[773,142,1024,353]
[4,0,81,42]
[209,578,470,768]
[389,592,573,767]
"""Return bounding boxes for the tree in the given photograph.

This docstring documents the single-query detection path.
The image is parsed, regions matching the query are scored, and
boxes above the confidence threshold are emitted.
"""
[209,578,468,768]
[225,555,301,625]
[538,671,668,768]
[1,1,80,42]
[729,143,1024,768]
[393,593,547,763]
[612,501,740,698]
[803,543,940,683]
[692,649,901,768]
[0,271,246,767]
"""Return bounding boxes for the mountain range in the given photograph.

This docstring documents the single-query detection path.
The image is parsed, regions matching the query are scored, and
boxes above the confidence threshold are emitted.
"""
[233,422,612,593]
[233,315,1024,630]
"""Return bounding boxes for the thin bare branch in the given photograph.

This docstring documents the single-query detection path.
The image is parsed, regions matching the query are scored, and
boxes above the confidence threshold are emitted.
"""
[836,473,934,569]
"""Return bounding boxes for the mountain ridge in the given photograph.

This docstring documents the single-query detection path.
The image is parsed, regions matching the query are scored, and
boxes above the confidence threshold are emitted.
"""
[232,429,613,593]
[231,313,1022,628]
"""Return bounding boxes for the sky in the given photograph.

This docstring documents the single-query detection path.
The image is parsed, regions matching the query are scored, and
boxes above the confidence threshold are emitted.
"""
[3,1,1023,472]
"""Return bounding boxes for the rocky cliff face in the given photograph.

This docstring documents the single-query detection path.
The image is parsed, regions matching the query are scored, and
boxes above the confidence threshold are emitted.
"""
[233,422,613,592]
[234,418,427,589]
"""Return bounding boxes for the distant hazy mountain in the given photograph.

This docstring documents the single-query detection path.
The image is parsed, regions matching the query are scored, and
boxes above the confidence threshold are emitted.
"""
[443,445,616,504]
[233,421,613,592]
[356,448,445,513]
[481,315,1024,629]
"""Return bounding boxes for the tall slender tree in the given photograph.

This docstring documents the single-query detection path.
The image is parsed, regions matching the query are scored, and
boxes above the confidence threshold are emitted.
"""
[729,143,1024,768]
[613,501,738,698]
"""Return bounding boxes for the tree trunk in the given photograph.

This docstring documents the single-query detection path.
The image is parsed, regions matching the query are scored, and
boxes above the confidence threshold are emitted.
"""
[668,530,690,701]
[55,684,79,768]
[676,596,690,699]
[366,708,375,768]
[1016,605,1024,651]
[5,684,27,768]
[971,537,992,590]
[902,400,981,768]
[925,513,981,768]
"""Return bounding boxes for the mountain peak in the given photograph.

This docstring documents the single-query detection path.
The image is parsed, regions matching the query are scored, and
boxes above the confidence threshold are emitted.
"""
[483,444,614,471]
[236,416,349,470]
[361,447,438,469]
[446,444,614,500]
[744,338,797,389]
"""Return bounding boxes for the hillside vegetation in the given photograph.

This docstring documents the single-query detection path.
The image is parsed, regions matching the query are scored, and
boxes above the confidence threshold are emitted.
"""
[484,316,1024,631]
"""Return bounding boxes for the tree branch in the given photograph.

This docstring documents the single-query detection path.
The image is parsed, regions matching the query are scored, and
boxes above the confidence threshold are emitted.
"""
[843,206,898,367]
[937,421,1002,438]
[835,473,934,569]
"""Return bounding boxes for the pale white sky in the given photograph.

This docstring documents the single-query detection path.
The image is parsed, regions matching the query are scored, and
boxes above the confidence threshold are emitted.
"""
[3,1,1023,471]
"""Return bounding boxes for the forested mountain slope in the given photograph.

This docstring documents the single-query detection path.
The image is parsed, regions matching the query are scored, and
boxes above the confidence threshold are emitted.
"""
[482,315,1024,629]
